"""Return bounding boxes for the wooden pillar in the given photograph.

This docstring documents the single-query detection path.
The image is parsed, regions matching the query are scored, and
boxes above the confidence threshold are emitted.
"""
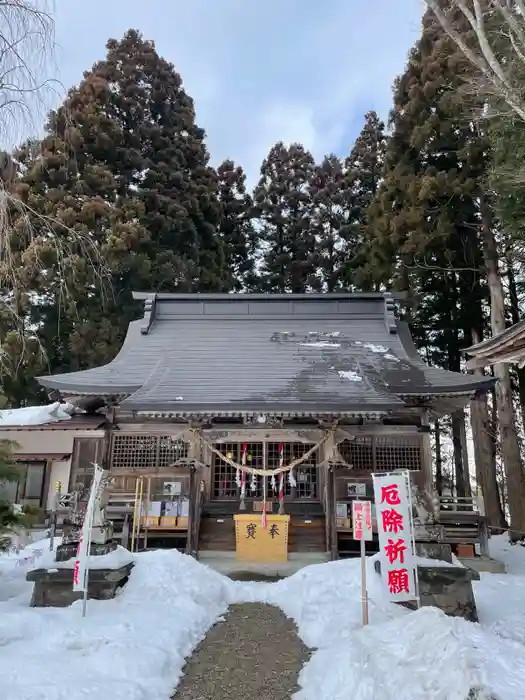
[187,426,200,461]
[325,465,339,560]
[186,428,201,556]
[41,459,52,510]
[186,465,197,556]
[331,466,339,560]
[419,409,433,490]
[322,429,339,560]
[479,517,490,557]
[101,414,114,470]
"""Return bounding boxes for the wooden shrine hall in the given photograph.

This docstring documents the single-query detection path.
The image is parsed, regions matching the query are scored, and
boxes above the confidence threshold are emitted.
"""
[36,292,494,562]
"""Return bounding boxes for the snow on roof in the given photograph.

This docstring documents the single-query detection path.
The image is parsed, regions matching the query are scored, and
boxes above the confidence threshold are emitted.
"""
[0,402,75,428]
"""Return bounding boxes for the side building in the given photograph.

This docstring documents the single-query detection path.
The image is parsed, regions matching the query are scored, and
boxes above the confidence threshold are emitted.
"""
[35,292,493,559]
[0,413,106,513]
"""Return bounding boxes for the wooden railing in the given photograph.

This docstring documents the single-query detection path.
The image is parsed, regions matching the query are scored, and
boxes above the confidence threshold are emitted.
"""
[439,496,479,513]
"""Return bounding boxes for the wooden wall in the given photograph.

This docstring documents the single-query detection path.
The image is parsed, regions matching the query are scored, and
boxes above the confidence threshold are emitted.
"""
[105,423,428,503]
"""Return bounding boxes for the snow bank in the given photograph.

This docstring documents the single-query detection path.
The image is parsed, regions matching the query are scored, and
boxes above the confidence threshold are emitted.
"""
[0,545,525,700]
[473,532,525,651]
[0,538,62,602]
[33,545,135,571]
[0,401,75,427]
[489,533,525,575]
[230,556,525,699]
[0,549,230,700]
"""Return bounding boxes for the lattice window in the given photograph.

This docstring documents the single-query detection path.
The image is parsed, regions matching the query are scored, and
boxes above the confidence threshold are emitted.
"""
[111,434,188,470]
[158,437,189,468]
[211,442,318,500]
[267,442,318,499]
[293,442,318,499]
[339,438,373,470]
[212,442,266,499]
[212,442,238,499]
[375,436,421,472]
[267,442,290,496]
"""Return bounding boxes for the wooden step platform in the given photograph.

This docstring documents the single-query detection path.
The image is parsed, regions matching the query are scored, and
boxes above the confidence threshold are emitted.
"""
[198,513,327,554]
[199,516,236,552]
[288,516,326,553]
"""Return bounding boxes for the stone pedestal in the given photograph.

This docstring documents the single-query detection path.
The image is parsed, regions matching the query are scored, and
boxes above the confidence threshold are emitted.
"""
[415,542,452,562]
[414,523,445,542]
[374,559,480,622]
[26,563,133,608]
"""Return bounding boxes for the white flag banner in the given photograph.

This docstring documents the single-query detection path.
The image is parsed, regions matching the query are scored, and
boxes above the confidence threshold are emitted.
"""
[73,465,104,593]
[352,500,373,541]
[372,471,418,603]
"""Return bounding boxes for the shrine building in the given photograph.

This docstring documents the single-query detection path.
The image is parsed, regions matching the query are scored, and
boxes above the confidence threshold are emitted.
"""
[33,292,493,561]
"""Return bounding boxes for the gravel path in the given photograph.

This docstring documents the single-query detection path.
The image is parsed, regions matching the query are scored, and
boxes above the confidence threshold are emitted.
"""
[173,603,310,700]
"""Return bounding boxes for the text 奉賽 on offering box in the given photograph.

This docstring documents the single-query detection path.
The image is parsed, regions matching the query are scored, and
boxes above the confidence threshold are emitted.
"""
[234,514,290,562]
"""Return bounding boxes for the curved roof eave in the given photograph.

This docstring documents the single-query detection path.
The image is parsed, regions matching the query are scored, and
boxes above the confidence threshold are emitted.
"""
[36,318,143,395]
[464,319,525,356]
[395,321,494,395]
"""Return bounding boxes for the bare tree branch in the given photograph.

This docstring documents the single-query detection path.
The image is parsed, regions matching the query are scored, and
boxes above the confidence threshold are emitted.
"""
[0,1,63,148]
[424,0,525,122]
[0,2,110,395]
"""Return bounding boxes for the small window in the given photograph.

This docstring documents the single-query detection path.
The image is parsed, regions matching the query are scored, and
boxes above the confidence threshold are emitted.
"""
[0,461,46,505]
[24,463,45,500]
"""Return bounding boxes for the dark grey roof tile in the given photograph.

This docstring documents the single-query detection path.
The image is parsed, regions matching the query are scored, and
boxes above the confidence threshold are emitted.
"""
[37,293,493,412]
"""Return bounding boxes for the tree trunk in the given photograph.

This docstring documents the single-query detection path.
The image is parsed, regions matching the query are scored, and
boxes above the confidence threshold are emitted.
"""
[459,411,472,498]
[435,420,443,496]
[480,194,525,539]
[489,385,498,469]
[469,401,507,530]
[451,412,467,497]
[506,259,525,422]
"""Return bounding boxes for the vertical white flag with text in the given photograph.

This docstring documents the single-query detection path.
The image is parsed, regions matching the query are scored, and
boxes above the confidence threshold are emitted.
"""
[372,471,418,603]
[73,465,104,593]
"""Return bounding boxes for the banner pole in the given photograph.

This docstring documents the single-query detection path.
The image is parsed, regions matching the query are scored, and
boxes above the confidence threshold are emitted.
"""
[81,507,93,618]
[405,471,421,609]
[360,536,369,626]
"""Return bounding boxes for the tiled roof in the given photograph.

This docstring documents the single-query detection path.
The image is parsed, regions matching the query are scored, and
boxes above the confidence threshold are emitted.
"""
[37,293,494,415]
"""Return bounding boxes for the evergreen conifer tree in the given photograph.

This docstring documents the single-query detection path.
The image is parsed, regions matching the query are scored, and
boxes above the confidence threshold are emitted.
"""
[309,154,347,292]
[252,142,316,292]
[216,159,256,291]
[14,29,226,373]
[366,10,508,522]
[343,111,387,290]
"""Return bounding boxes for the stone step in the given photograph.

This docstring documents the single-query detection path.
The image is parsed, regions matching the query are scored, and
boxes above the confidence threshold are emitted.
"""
[197,550,330,578]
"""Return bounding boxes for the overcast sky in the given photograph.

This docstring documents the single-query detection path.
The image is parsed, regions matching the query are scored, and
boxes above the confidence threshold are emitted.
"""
[50,0,424,184]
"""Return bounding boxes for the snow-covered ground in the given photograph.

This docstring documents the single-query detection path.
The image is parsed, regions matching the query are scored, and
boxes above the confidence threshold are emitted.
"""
[0,536,524,700]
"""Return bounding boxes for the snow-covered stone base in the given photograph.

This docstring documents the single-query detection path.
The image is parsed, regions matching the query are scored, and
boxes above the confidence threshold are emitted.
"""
[27,563,134,607]
[374,557,480,621]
